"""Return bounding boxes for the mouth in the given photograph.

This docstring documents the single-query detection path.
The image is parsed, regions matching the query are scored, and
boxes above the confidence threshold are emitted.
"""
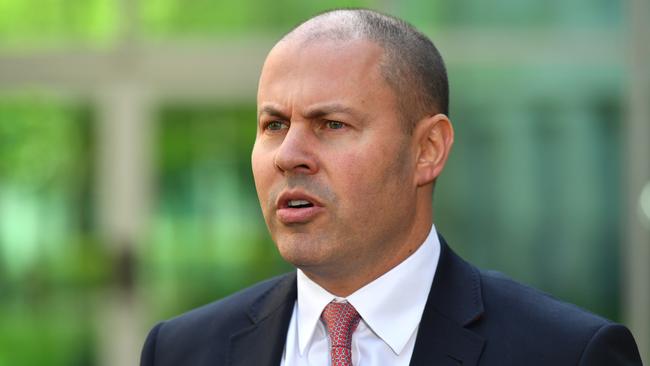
[276,191,324,224]
[285,199,314,209]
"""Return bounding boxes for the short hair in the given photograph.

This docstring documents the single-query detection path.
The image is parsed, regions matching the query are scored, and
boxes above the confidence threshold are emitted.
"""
[281,9,449,133]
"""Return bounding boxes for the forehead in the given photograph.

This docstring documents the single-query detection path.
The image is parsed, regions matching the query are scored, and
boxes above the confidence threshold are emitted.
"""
[257,38,397,115]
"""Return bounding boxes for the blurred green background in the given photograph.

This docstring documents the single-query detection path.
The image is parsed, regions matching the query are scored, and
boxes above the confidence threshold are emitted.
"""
[0,0,648,365]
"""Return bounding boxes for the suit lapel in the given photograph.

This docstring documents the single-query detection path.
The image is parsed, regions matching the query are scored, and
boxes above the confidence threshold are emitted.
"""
[410,236,486,366]
[228,273,297,366]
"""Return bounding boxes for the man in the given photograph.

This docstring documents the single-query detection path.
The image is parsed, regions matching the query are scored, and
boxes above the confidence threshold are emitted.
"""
[141,9,642,366]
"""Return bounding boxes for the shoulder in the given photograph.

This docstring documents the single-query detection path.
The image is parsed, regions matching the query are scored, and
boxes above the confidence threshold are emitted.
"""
[140,272,295,366]
[479,269,608,331]
[475,270,641,364]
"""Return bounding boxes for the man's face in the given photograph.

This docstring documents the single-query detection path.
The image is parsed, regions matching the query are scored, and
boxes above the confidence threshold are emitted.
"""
[252,38,420,278]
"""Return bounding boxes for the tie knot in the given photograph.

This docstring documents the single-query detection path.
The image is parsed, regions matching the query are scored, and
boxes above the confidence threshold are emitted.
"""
[321,301,361,348]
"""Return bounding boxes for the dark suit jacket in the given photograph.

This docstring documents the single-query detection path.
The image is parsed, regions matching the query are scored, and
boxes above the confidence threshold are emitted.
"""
[140,237,642,365]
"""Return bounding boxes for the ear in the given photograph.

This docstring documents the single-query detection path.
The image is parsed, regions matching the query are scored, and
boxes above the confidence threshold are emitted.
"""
[413,114,454,187]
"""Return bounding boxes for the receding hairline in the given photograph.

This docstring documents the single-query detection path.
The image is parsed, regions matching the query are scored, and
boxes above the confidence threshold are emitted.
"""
[289,11,355,36]
[273,9,449,132]
[275,10,392,64]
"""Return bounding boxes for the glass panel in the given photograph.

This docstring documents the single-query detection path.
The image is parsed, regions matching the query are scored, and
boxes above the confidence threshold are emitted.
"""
[436,64,624,320]
[397,0,623,29]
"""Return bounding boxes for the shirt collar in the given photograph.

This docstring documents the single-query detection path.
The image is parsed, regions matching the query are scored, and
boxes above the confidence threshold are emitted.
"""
[295,224,441,356]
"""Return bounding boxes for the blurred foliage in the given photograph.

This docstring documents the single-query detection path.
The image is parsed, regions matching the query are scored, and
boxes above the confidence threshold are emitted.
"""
[141,104,292,321]
[0,0,621,49]
[0,0,636,365]
[0,294,96,366]
[0,0,116,48]
[140,0,375,38]
[0,96,89,185]
[0,95,109,365]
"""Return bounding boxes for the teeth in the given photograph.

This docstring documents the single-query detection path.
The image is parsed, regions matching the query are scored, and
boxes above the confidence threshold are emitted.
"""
[288,199,311,207]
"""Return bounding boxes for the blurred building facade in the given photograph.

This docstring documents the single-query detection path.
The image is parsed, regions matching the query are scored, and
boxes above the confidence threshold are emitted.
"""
[0,1,648,365]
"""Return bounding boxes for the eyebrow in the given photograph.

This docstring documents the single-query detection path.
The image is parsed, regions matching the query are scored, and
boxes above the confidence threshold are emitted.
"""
[303,103,367,121]
[257,102,369,123]
[258,105,289,120]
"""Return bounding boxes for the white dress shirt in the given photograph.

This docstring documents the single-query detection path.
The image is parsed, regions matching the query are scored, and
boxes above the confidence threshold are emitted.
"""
[280,224,441,366]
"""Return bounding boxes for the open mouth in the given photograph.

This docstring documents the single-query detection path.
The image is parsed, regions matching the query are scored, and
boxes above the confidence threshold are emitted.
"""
[287,199,314,209]
[276,192,322,224]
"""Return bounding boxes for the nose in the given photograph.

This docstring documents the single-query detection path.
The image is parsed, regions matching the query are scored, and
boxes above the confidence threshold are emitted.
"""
[274,124,318,175]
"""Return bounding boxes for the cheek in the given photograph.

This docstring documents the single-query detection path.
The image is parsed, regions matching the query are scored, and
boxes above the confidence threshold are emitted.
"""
[334,143,412,209]
[332,151,386,205]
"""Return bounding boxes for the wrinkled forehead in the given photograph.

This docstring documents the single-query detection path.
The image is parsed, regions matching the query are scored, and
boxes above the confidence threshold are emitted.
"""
[265,30,382,65]
[256,38,399,123]
[258,37,386,93]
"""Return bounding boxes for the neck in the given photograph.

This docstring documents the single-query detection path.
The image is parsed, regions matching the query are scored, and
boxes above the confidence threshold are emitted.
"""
[301,219,433,297]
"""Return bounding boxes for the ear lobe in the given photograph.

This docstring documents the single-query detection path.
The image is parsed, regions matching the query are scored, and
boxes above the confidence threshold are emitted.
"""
[414,114,454,187]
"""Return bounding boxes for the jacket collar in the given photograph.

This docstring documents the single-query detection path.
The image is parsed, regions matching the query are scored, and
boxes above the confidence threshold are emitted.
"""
[228,273,297,366]
[409,234,486,365]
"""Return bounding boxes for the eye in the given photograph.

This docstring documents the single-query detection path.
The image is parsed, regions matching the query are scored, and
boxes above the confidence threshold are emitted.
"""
[265,120,287,131]
[326,120,345,130]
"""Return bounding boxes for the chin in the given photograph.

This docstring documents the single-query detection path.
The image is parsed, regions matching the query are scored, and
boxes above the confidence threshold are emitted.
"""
[274,234,331,269]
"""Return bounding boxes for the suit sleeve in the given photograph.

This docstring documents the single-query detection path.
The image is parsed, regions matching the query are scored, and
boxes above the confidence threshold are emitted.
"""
[578,323,643,365]
[140,322,164,366]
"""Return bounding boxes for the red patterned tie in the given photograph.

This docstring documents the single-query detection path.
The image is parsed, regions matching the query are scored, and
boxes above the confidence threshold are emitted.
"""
[321,301,361,366]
